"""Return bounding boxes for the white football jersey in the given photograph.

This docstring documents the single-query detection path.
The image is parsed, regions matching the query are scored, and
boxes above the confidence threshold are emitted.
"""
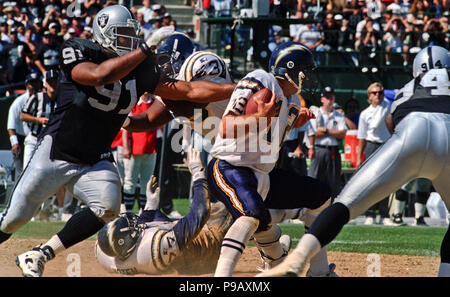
[210,69,302,173]
[176,51,233,138]
[95,221,177,275]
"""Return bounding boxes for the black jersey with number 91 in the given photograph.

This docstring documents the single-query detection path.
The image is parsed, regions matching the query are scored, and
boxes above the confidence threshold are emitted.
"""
[42,38,160,165]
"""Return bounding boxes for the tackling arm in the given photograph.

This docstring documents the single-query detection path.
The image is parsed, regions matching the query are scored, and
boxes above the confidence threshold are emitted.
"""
[153,78,236,103]
[71,47,149,86]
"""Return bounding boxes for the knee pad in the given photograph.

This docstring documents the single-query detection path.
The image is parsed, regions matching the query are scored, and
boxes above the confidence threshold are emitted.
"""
[253,224,281,246]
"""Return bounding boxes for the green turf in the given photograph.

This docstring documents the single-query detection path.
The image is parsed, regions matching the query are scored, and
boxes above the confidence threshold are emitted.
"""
[6,199,447,258]
[279,223,446,257]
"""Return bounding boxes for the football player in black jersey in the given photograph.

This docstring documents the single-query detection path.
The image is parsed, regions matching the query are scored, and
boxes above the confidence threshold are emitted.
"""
[0,5,235,277]
[259,45,450,277]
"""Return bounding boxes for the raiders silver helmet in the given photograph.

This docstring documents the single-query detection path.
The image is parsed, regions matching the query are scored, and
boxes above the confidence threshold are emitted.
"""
[92,5,140,56]
[412,46,450,78]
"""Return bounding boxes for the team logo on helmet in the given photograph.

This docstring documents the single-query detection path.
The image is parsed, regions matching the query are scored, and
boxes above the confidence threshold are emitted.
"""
[287,61,295,69]
[97,14,109,28]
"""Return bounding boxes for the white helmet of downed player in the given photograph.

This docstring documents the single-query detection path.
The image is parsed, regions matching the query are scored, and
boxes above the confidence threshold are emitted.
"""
[269,41,316,94]
[412,46,450,77]
[92,5,141,56]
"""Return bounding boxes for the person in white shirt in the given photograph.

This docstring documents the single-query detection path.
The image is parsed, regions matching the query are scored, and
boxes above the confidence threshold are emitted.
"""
[307,86,347,198]
[6,73,39,181]
[357,82,393,225]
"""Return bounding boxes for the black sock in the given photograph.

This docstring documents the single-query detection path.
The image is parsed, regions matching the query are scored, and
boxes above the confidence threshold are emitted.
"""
[123,193,135,211]
[138,194,146,211]
[0,230,11,244]
[308,203,350,247]
[57,208,105,249]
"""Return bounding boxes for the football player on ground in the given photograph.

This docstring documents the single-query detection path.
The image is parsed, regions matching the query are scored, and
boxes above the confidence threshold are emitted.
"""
[206,41,337,277]
[0,5,234,277]
[258,45,450,277]
[95,149,308,275]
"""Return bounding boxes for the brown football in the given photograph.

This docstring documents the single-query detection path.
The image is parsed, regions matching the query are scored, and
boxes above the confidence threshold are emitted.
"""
[245,88,273,114]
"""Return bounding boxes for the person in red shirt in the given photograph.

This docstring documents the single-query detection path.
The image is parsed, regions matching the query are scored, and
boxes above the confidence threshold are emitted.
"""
[122,92,158,213]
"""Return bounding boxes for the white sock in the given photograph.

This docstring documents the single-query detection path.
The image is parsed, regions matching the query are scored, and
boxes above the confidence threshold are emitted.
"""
[288,234,322,272]
[438,262,450,277]
[308,246,330,275]
[214,216,259,277]
[253,225,284,260]
[43,235,65,258]
[393,199,405,215]
[415,202,426,218]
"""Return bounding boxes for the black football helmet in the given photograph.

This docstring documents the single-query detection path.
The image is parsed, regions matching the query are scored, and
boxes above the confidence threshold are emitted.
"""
[269,41,316,94]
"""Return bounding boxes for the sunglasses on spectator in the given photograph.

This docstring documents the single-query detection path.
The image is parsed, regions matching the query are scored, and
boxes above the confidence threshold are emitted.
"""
[370,90,384,95]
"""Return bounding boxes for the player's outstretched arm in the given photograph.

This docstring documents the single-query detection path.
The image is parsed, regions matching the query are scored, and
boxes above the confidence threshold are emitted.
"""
[153,78,236,103]
[123,98,172,132]
[71,46,149,86]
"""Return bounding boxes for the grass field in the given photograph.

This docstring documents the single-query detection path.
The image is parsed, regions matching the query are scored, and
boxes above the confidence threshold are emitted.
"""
[7,198,446,259]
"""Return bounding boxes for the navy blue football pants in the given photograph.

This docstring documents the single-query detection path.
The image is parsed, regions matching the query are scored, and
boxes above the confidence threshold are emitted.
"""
[207,158,331,231]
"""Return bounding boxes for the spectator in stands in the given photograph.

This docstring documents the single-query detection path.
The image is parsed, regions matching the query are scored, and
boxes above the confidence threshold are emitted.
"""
[386,0,410,18]
[4,27,33,86]
[405,20,428,54]
[408,0,429,24]
[48,22,64,45]
[320,13,341,51]
[0,22,10,43]
[383,16,411,66]
[162,12,172,27]
[293,22,324,52]
[423,16,449,48]
[138,0,154,22]
[137,12,152,40]
[355,9,380,51]
[34,30,60,75]
[356,17,381,71]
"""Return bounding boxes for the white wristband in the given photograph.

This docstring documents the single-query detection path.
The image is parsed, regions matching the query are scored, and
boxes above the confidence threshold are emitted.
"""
[10,135,19,147]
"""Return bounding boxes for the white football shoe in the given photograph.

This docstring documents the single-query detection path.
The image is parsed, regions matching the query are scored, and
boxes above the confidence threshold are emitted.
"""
[306,263,339,277]
[257,234,292,271]
[15,245,54,277]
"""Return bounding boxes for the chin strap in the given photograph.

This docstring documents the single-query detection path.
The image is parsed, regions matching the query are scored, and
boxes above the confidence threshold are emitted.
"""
[285,71,306,94]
